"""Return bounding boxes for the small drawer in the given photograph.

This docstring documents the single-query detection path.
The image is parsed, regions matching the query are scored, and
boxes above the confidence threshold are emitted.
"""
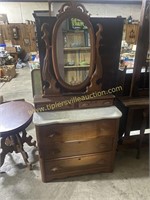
[39,136,114,159]
[35,102,74,112]
[36,119,117,145]
[78,99,113,109]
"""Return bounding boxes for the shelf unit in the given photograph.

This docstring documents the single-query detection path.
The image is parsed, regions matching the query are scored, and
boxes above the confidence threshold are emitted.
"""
[63,30,90,85]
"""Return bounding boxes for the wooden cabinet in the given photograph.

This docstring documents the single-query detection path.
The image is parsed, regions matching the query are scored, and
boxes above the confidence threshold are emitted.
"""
[34,108,121,182]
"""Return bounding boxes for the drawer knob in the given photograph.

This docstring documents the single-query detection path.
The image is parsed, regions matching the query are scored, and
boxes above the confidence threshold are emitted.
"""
[103,101,110,105]
[49,134,55,138]
[51,167,58,172]
[51,148,60,155]
[48,132,57,138]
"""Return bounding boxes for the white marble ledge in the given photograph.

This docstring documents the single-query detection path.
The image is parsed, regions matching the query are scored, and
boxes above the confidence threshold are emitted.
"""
[33,106,122,126]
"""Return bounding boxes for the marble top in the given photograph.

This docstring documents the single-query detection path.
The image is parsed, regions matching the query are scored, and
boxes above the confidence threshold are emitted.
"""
[33,106,122,126]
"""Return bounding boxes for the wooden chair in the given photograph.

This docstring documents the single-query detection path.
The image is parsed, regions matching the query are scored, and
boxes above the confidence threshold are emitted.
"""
[117,0,149,158]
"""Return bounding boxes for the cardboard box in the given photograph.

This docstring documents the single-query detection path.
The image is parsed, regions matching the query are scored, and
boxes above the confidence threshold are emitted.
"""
[1,65,16,81]
[6,47,16,53]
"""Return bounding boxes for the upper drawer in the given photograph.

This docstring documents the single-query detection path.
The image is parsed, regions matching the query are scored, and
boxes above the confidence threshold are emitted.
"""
[39,136,114,159]
[36,119,117,144]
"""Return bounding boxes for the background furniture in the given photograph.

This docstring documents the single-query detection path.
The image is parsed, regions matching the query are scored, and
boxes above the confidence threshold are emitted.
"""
[117,97,149,158]
[116,0,149,158]
[0,101,36,169]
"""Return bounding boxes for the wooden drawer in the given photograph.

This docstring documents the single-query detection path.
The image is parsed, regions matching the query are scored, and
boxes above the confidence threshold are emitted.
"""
[78,99,113,108]
[36,119,117,145]
[41,152,113,182]
[39,136,114,159]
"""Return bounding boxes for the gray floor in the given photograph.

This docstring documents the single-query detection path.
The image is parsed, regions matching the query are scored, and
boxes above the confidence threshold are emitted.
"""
[0,67,150,200]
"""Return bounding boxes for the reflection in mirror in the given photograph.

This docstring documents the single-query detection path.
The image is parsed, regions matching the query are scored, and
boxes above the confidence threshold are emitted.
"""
[56,18,91,86]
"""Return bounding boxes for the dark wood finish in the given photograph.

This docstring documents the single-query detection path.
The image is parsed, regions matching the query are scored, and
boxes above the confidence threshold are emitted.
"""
[36,119,119,182]
[40,1,103,94]
[116,1,149,159]
[51,2,97,92]
[130,0,149,96]
[34,7,123,98]
[137,108,149,158]
[116,97,149,158]
[34,10,123,107]
[33,2,123,182]
[0,101,36,169]
[87,24,103,92]
[34,94,114,111]
[34,2,124,111]
[43,152,113,181]
[0,101,33,136]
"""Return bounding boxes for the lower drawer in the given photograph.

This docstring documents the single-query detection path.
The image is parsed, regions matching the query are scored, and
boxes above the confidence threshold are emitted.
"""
[40,152,113,182]
[39,136,114,159]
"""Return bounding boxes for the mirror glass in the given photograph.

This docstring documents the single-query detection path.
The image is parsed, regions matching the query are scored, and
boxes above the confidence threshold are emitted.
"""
[56,18,91,86]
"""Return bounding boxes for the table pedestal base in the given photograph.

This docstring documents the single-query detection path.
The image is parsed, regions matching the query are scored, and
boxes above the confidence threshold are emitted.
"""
[0,130,36,169]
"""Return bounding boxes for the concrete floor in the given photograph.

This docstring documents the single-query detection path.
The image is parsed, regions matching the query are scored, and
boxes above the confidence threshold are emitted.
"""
[0,67,150,200]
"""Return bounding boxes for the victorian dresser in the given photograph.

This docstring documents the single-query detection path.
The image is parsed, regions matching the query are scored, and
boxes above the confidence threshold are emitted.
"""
[33,1,123,182]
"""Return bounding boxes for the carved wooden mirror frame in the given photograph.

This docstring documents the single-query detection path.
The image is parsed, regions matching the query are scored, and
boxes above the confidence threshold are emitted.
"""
[42,1,103,96]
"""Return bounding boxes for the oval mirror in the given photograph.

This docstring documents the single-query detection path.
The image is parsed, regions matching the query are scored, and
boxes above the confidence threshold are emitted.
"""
[52,7,95,91]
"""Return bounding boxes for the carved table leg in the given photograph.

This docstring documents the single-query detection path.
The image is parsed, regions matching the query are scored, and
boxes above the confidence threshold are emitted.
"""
[0,136,14,167]
[15,133,32,170]
[0,130,36,169]
[21,130,36,147]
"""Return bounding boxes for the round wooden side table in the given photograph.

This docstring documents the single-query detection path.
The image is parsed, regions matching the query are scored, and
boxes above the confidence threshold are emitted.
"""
[0,101,36,169]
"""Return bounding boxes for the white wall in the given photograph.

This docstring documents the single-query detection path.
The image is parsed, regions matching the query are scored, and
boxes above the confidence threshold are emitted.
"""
[0,2,48,23]
[0,2,141,23]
